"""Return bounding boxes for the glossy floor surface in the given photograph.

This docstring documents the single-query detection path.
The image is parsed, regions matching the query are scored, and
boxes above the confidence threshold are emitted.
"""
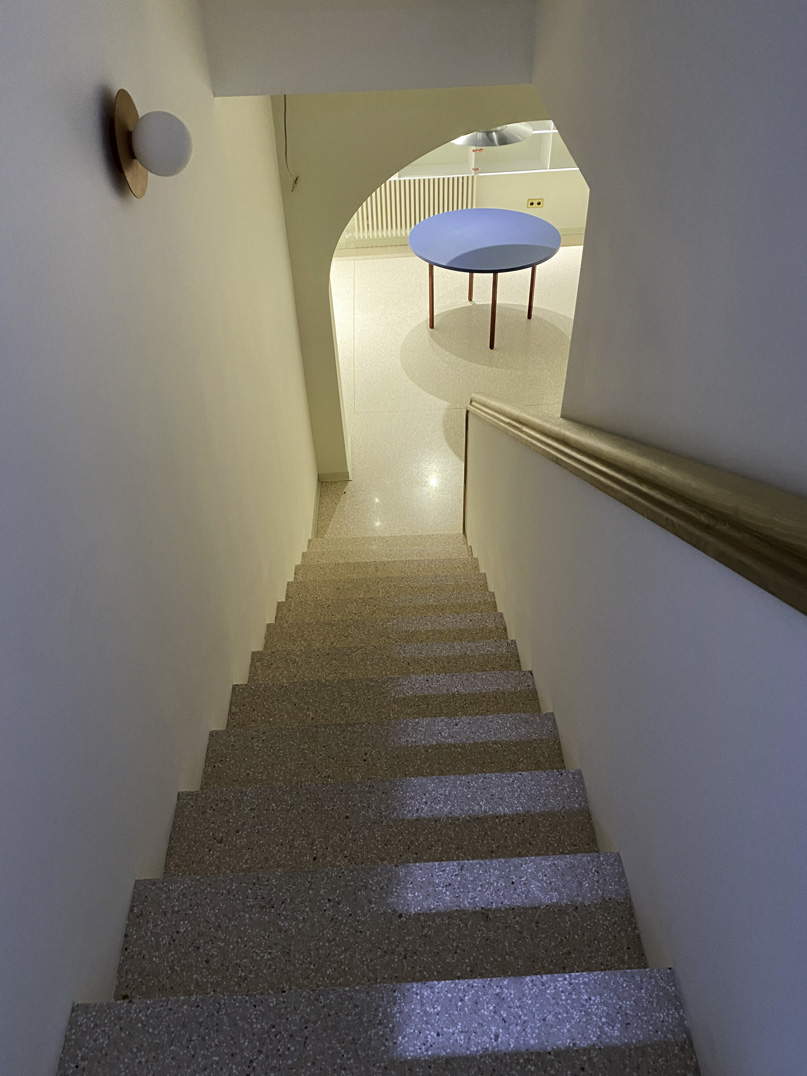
[324,245,583,536]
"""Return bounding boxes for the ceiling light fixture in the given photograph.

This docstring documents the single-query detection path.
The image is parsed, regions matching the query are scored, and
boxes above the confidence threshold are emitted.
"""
[452,123,533,148]
[112,89,193,198]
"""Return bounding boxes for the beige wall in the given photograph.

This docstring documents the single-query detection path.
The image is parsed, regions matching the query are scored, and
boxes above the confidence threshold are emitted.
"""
[465,413,807,1076]
[534,0,807,496]
[271,83,548,476]
[486,2,807,1072]
[200,0,537,96]
[0,2,316,1071]
[476,167,589,237]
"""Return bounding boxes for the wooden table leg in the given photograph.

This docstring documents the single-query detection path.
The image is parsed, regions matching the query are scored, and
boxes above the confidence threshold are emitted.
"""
[428,263,435,329]
[489,272,499,349]
[468,272,474,302]
[528,265,536,320]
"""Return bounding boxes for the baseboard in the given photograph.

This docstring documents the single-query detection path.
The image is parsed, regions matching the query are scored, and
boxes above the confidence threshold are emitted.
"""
[310,480,321,540]
[334,243,414,259]
[318,471,351,482]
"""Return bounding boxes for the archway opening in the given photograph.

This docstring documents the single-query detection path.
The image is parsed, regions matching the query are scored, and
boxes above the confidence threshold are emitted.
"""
[323,119,588,536]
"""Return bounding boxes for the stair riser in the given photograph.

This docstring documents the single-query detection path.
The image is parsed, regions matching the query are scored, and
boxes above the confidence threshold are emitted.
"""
[229,689,541,729]
[286,573,490,599]
[59,969,699,1076]
[264,618,508,650]
[118,903,643,998]
[275,596,498,623]
[203,712,561,783]
[302,547,472,564]
[166,807,596,875]
[202,735,564,787]
[116,857,644,999]
[307,534,469,552]
[294,558,480,581]
[248,647,521,684]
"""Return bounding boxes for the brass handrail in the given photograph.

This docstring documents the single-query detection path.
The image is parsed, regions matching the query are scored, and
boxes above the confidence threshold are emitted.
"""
[465,394,807,616]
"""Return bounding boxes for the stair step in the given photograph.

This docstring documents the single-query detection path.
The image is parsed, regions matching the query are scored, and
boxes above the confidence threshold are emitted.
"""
[294,557,480,581]
[228,670,540,727]
[264,611,507,649]
[248,639,520,683]
[307,533,468,554]
[302,539,471,563]
[115,854,645,999]
[204,712,562,787]
[275,592,497,623]
[60,968,698,1075]
[56,529,702,1075]
[168,768,593,875]
[286,571,490,600]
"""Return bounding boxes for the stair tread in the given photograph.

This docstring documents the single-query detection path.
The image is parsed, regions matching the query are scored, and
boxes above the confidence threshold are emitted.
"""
[168,768,594,875]
[60,969,699,1075]
[286,572,490,599]
[264,611,507,649]
[115,854,645,999]
[202,713,563,787]
[303,550,472,565]
[248,638,520,683]
[302,543,472,563]
[229,671,540,727]
[294,557,480,581]
[55,532,700,1074]
[308,533,467,550]
[276,593,498,623]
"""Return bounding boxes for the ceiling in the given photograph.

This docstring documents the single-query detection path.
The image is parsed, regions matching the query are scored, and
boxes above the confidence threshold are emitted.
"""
[199,0,538,97]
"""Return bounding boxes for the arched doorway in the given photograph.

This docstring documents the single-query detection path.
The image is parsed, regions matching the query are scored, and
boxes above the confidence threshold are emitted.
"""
[322,120,588,536]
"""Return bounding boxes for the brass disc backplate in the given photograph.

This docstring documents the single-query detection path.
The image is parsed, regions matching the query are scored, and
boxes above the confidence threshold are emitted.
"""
[113,89,147,199]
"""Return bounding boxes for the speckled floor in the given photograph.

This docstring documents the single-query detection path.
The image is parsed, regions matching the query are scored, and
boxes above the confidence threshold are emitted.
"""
[57,534,700,1074]
[324,245,584,536]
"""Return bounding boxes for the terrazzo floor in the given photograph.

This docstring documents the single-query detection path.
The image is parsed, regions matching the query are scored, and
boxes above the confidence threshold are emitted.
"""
[322,243,584,537]
[58,534,700,1074]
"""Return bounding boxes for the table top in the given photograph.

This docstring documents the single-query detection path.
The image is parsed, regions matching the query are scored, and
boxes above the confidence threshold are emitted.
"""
[409,207,562,275]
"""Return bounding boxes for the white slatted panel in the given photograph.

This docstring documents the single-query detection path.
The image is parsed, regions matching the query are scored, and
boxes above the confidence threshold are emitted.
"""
[350,176,477,242]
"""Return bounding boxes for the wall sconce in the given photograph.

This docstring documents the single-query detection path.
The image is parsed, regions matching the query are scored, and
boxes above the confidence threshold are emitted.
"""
[112,89,192,198]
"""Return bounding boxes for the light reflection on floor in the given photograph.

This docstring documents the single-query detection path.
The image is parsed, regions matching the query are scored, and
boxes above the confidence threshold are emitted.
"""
[382,713,557,747]
[324,246,583,537]
[391,971,690,1059]
[388,854,626,913]
[386,771,588,819]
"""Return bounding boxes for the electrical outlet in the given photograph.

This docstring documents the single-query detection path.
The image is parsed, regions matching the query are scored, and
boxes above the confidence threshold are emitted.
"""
[527,198,544,209]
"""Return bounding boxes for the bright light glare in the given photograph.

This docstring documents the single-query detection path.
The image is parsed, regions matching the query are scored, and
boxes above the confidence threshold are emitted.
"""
[388,771,587,819]
[390,854,624,914]
[392,972,688,1058]
[384,713,556,746]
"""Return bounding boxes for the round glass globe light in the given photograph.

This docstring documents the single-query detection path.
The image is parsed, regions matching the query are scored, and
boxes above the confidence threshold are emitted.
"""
[132,111,192,177]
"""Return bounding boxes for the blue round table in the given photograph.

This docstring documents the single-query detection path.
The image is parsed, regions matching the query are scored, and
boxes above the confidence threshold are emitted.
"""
[409,208,562,349]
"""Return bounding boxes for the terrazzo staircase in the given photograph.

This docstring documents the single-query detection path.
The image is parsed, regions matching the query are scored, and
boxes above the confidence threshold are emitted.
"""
[58,533,700,1074]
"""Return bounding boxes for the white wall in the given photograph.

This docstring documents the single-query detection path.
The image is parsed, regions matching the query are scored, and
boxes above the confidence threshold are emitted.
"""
[534,0,807,496]
[465,414,807,1076]
[517,6,807,1068]
[200,0,537,96]
[0,1,317,1072]
[270,83,548,477]
[476,168,589,237]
